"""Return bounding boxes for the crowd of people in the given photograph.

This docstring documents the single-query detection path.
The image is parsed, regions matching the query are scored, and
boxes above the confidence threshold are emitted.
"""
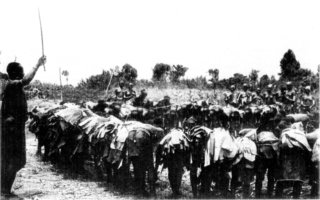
[1,55,319,198]
[224,82,315,113]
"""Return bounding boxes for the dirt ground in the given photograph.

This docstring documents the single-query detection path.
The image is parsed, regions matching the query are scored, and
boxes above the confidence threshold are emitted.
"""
[1,130,315,200]
[1,131,192,200]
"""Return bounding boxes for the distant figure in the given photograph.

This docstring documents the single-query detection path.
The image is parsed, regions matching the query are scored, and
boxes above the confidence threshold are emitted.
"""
[275,85,287,104]
[114,88,124,102]
[225,85,238,107]
[263,84,276,105]
[283,82,297,113]
[133,89,148,107]
[238,83,252,108]
[123,82,136,102]
[31,87,40,98]
[1,56,46,195]
[157,95,171,107]
[251,87,263,105]
[299,86,315,113]
[43,87,50,99]
[285,82,296,104]
[156,95,171,113]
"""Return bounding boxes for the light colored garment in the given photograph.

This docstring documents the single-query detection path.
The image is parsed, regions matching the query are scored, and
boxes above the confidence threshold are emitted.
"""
[287,113,309,122]
[257,131,278,143]
[202,127,238,167]
[290,122,304,132]
[312,138,320,162]
[235,137,257,162]
[110,120,163,151]
[239,128,257,141]
[306,129,320,145]
[55,107,86,125]
[280,128,311,151]
[159,128,189,154]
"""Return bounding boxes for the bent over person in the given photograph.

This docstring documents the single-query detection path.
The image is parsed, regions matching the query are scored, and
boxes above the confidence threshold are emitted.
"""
[1,56,46,195]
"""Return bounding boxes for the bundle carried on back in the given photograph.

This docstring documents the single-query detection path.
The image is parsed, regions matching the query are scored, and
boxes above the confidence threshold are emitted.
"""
[159,128,190,155]
[55,107,86,125]
[280,127,311,151]
[287,113,310,123]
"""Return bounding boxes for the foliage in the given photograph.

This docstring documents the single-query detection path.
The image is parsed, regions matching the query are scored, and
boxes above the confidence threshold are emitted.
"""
[120,64,137,83]
[169,65,188,83]
[152,63,171,82]
[279,49,313,83]
[78,70,114,90]
[279,49,301,81]
[77,64,138,91]
[180,76,208,89]
[259,74,270,88]
[25,48,319,103]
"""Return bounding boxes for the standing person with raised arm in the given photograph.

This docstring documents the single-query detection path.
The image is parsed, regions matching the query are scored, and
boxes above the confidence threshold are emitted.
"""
[1,55,46,196]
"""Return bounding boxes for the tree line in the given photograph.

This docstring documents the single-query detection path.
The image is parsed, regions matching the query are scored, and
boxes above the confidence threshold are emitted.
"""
[28,49,319,102]
[76,49,319,91]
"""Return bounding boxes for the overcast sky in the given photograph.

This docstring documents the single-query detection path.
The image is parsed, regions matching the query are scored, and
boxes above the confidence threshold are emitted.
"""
[0,0,319,85]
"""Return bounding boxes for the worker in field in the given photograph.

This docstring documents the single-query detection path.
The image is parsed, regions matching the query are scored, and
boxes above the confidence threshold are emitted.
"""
[285,82,296,104]
[284,82,297,113]
[299,86,315,113]
[119,79,125,92]
[225,85,238,107]
[263,84,276,105]
[156,95,171,114]
[182,116,197,133]
[251,87,263,105]
[123,82,136,102]
[238,83,252,108]
[1,55,47,195]
[275,85,287,104]
[157,95,171,107]
[133,89,148,107]
[111,80,125,102]
[114,88,124,102]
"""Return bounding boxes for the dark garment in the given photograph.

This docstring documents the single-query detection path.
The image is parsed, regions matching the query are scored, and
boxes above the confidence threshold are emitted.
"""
[1,80,27,192]
[278,147,307,181]
[132,96,144,107]
[264,93,275,105]
[123,90,136,101]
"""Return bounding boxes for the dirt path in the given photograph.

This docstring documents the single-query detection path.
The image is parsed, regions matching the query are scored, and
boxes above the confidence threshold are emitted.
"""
[3,133,135,200]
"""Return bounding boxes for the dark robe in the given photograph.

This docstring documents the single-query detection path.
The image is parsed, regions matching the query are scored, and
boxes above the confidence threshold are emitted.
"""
[1,80,27,176]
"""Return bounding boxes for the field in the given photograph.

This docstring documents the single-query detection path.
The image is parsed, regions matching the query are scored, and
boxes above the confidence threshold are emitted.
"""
[11,88,315,200]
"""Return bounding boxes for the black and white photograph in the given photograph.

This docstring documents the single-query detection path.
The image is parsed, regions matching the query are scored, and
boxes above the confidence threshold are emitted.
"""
[0,0,319,199]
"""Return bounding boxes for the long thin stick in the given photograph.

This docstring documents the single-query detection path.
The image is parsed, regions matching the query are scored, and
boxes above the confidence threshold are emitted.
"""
[38,8,46,71]
[59,67,63,101]
[105,71,114,96]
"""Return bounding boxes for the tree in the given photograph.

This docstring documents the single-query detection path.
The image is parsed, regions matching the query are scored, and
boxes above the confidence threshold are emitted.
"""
[152,63,171,82]
[259,74,270,89]
[249,69,259,87]
[279,49,301,81]
[270,75,276,84]
[77,70,113,90]
[232,73,249,88]
[120,64,137,83]
[169,65,188,83]
[61,70,69,85]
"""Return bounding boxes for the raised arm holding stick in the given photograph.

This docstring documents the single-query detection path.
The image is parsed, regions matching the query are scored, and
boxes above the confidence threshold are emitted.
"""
[1,55,46,196]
